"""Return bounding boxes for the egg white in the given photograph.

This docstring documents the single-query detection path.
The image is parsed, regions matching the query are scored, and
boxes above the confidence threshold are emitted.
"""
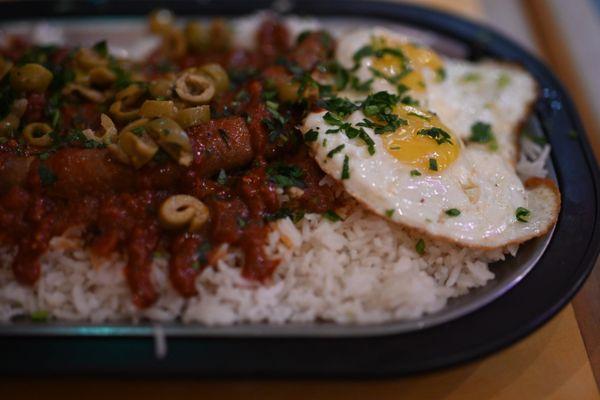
[302,108,558,248]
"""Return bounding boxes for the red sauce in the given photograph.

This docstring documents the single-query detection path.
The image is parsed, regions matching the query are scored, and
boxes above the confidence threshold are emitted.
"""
[0,17,340,308]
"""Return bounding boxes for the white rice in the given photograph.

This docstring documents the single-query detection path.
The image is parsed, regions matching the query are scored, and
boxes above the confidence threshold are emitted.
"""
[0,134,547,325]
[0,17,552,325]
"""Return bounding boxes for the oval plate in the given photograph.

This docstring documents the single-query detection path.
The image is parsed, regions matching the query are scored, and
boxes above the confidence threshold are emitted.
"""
[0,0,599,376]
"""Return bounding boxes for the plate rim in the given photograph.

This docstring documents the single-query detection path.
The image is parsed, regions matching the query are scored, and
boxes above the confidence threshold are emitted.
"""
[0,0,598,376]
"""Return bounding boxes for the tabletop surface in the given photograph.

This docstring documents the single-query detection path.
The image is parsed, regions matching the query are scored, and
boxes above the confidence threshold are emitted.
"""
[1,0,599,398]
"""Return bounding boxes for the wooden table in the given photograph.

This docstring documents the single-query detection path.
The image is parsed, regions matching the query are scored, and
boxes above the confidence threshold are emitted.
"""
[1,1,599,398]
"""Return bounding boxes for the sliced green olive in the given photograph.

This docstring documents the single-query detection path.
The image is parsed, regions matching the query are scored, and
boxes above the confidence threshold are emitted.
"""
[145,118,193,166]
[75,47,108,70]
[175,105,210,128]
[159,194,209,232]
[10,63,53,93]
[110,118,158,168]
[175,71,215,105]
[148,9,174,34]
[139,100,178,119]
[184,21,209,53]
[198,63,229,93]
[23,122,53,147]
[149,78,174,99]
[0,99,28,137]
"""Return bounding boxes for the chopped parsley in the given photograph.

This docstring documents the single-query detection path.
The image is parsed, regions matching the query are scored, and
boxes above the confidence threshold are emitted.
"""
[351,44,407,71]
[304,129,319,142]
[265,208,305,223]
[568,130,578,140]
[385,209,394,217]
[436,67,447,81]
[318,96,359,117]
[131,126,146,136]
[322,112,375,155]
[361,91,406,134]
[30,310,50,322]
[428,158,438,171]
[38,164,57,186]
[410,169,422,176]
[415,239,425,255]
[497,73,511,89]
[350,75,373,92]
[237,217,248,228]
[323,210,343,222]
[469,121,498,151]
[266,163,305,189]
[461,72,481,82]
[327,144,345,158]
[516,207,531,222]
[193,242,212,269]
[522,128,547,145]
[92,40,109,57]
[417,127,453,145]
[445,208,461,217]
[216,169,227,185]
[341,155,350,179]
[218,128,231,149]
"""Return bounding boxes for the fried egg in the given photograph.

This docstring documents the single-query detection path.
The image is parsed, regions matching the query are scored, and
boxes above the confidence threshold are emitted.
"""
[302,28,559,248]
[336,27,538,166]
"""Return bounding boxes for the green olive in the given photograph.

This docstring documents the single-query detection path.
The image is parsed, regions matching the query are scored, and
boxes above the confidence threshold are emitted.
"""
[10,63,53,93]
[145,118,193,166]
[208,19,231,51]
[149,9,174,34]
[175,71,215,105]
[198,63,229,93]
[184,21,209,53]
[89,66,116,87]
[114,119,158,168]
[139,100,178,119]
[23,122,53,147]
[0,99,28,137]
[149,78,174,99]
[175,105,210,129]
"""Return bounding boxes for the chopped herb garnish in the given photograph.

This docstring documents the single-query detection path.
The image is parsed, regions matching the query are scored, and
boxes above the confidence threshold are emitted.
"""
[410,169,422,176]
[131,126,146,136]
[436,67,447,81]
[400,96,419,106]
[196,242,212,265]
[30,310,49,322]
[497,73,511,89]
[415,239,425,255]
[327,144,345,158]
[266,163,305,189]
[318,96,359,117]
[469,121,498,151]
[218,128,231,149]
[428,158,438,171]
[38,164,57,186]
[445,208,461,217]
[264,207,305,223]
[304,129,319,142]
[417,127,453,145]
[92,40,109,57]
[522,129,547,145]
[216,169,227,185]
[516,207,531,222]
[461,72,481,82]
[237,217,247,228]
[341,155,350,179]
[350,75,373,92]
[385,209,394,217]
[568,130,578,140]
[323,210,343,222]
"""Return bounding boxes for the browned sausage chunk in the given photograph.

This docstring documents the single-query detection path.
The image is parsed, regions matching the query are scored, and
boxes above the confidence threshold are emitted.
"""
[188,116,254,177]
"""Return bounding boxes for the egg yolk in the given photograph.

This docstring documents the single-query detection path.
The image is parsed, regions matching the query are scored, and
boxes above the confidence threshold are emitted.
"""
[371,36,444,93]
[381,106,460,173]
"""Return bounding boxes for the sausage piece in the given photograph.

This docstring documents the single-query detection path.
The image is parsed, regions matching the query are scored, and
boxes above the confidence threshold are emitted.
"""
[188,116,254,177]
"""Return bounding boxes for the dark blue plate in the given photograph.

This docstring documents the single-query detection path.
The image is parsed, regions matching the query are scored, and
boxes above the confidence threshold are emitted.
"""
[0,0,598,377]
